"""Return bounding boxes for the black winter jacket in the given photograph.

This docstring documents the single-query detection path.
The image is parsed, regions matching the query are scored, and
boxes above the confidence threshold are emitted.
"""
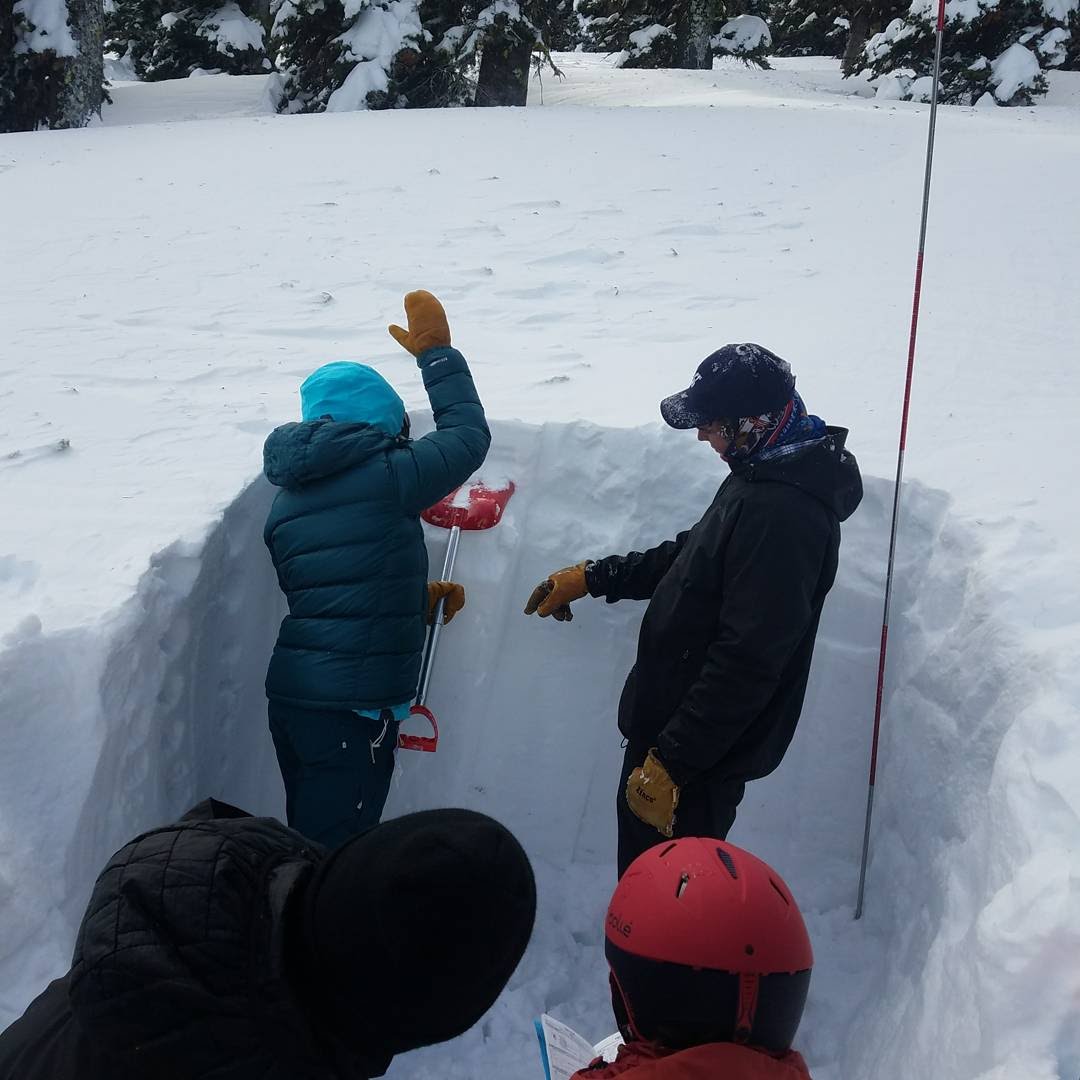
[0,801,365,1080]
[588,429,862,787]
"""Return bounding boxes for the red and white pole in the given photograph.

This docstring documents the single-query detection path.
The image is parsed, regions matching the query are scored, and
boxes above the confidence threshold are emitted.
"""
[855,0,948,921]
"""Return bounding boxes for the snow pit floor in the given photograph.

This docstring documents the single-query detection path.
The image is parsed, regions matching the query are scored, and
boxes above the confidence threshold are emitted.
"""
[2,54,1080,1080]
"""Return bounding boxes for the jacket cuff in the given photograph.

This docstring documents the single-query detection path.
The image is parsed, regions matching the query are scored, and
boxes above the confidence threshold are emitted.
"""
[583,559,605,598]
[416,345,463,372]
[655,740,696,788]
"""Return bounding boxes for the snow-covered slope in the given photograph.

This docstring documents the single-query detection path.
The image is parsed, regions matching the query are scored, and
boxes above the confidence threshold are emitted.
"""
[2,56,1078,1079]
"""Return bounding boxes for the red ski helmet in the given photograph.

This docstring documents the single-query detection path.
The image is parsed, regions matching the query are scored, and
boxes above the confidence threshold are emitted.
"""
[605,838,812,1053]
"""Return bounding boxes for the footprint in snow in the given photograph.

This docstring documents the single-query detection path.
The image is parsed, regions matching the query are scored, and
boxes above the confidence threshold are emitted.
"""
[497,283,578,300]
[656,223,724,238]
[503,199,562,211]
[528,248,623,267]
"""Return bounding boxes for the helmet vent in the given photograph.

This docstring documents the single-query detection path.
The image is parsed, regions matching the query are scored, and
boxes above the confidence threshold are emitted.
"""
[676,871,690,899]
[659,843,678,859]
[716,848,738,879]
[769,878,790,906]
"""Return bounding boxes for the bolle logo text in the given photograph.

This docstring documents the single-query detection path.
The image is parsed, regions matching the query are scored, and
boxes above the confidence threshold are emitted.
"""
[607,911,632,938]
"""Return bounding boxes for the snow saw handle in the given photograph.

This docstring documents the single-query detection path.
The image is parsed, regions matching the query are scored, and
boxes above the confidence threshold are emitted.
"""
[397,524,461,753]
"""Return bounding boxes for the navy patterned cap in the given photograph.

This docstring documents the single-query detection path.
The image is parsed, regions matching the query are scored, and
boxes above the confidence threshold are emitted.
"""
[660,344,796,430]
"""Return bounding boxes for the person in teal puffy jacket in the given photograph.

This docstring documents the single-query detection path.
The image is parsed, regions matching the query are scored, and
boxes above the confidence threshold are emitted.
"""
[262,291,490,846]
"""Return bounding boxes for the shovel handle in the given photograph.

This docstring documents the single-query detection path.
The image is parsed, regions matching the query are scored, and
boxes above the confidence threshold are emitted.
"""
[398,704,439,753]
[415,524,461,708]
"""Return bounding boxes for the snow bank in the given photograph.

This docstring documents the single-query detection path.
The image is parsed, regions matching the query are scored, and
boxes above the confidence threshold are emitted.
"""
[2,416,1076,1079]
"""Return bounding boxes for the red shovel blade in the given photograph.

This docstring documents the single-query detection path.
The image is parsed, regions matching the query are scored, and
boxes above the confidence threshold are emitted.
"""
[422,480,516,531]
[398,704,439,753]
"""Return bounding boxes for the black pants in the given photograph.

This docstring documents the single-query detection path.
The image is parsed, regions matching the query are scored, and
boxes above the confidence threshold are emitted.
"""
[616,743,746,877]
[268,702,399,849]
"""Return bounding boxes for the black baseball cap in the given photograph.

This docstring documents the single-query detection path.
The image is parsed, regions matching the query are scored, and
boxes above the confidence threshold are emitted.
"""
[660,344,796,430]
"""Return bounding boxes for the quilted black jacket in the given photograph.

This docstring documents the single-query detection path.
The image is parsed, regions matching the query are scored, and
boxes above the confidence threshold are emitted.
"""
[0,800,368,1080]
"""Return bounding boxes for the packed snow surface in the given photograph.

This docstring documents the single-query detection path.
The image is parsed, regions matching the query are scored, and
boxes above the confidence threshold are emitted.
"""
[2,54,1080,1080]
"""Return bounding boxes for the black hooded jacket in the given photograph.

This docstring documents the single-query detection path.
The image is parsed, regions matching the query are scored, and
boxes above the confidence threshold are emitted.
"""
[0,801,368,1080]
[587,428,863,786]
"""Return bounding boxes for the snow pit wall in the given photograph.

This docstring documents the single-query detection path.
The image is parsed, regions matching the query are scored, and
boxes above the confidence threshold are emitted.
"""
[0,417,1073,1079]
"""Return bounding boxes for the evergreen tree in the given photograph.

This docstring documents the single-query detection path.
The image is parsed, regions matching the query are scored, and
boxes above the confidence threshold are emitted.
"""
[439,1,549,107]
[769,1,849,57]
[865,0,1075,106]
[105,1,269,81]
[272,0,561,112]
[579,0,680,67]
[1038,0,1078,70]
[271,0,424,113]
[546,0,581,49]
[713,12,772,67]
[840,1,905,74]
[1,0,105,132]
[766,1,905,65]
[579,0,731,69]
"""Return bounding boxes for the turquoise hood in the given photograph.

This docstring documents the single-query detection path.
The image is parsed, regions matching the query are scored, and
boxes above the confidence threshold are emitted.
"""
[300,361,405,436]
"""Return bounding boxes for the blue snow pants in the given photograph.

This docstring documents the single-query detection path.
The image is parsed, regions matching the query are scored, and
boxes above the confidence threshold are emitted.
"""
[268,703,399,849]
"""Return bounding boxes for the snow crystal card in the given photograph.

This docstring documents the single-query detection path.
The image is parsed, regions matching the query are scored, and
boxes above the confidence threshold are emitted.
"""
[535,1014,622,1080]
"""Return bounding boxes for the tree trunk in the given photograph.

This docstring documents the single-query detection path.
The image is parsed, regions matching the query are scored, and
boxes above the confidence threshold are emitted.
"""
[475,35,533,106]
[63,0,104,126]
[1,0,104,131]
[842,4,873,76]
[679,0,714,69]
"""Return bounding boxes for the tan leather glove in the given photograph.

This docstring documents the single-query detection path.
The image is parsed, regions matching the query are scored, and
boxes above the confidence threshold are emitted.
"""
[523,562,590,622]
[625,749,680,838]
[388,291,452,357]
[427,581,465,625]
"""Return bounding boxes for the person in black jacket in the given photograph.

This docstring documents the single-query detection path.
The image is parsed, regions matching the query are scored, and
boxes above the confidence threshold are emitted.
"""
[0,799,536,1080]
[524,344,863,875]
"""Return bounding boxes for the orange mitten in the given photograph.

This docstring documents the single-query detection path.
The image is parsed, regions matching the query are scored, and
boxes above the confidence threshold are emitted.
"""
[388,291,452,357]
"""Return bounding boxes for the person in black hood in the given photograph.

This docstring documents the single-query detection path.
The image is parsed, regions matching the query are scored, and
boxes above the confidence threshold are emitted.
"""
[524,344,863,875]
[0,799,536,1080]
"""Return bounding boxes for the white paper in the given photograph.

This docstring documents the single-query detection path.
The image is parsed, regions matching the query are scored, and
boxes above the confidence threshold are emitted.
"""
[537,1014,599,1080]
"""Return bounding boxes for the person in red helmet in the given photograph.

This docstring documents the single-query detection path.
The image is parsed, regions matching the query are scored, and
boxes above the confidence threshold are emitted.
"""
[573,837,814,1080]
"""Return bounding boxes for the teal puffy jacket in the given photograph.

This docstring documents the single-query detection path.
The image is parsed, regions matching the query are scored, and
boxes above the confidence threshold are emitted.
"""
[262,346,489,711]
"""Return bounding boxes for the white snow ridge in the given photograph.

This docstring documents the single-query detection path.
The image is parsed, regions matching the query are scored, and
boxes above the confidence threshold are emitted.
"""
[2,54,1080,1080]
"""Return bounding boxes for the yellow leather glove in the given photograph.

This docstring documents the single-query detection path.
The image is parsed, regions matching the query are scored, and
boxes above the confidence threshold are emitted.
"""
[523,562,590,622]
[625,749,680,839]
[427,581,465,625]
[388,291,452,357]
